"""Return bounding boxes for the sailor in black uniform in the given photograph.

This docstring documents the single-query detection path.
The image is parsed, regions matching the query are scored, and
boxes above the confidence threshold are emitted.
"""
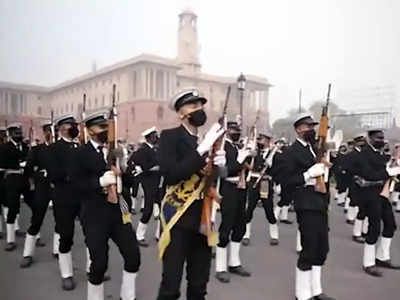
[243,133,279,246]
[156,88,226,300]
[0,126,7,240]
[2,123,33,251]
[48,115,80,290]
[353,129,400,277]
[20,121,54,267]
[280,114,334,300]
[72,111,140,300]
[215,121,252,283]
[132,126,161,247]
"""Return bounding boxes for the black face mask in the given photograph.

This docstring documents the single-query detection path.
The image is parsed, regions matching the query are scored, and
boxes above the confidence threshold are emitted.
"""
[372,140,385,149]
[231,133,241,142]
[303,129,316,143]
[188,109,207,127]
[97,131,108,144]
[68,125,79,139]
[257,143,264,149]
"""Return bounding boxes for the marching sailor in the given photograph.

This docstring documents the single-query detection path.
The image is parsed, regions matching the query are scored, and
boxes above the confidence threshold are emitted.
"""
[157,88,226,300]
[280,114,334,300]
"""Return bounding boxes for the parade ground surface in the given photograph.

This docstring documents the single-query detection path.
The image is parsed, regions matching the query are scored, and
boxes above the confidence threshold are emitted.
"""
[1,195,400,300]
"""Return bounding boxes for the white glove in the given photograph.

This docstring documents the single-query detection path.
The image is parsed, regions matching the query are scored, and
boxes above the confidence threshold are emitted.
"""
[237,149,251,164]
[274,184,281,195]
[304,163,325,181]
[213,150,226,167]
[197,123,225,156]
[19,161,27,168]
[99,171,117,187]
[150,165,160,171]
[387,166,400,177]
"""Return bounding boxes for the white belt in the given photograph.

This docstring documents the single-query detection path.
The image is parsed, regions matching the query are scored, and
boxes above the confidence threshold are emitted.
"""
[0,168,5,172]
[225,176,239,184]
[249,172,261,179]
[5,169,24,176]
[38,169,48,177]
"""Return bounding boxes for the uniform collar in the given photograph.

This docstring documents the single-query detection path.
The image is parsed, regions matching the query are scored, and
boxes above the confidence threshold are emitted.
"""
[90,139,104,151]
[61,136,73,143]
[145,142,154,149]
[181,123,198,138]
[296,137,309,147]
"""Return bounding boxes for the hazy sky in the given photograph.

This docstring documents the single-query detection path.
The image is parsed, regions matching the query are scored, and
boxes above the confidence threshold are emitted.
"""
[0,0,399,122]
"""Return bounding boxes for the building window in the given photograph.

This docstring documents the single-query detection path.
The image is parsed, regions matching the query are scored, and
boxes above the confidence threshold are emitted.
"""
[71,103,74,112]
[88,98,92,109]
[145,69,149,96]
[37,106,42,115]
[149,69,154,98]
[101,96,105,107]
[177,80,180,87]
[19,94,24,114]
[166,72,170,97]
[157,105,164,120]
[117,92,120,103]
[4,93,8,114]
[95,97,98,108]
[11,93,18,115]
[156,70,164,99]
[133,71,137,97]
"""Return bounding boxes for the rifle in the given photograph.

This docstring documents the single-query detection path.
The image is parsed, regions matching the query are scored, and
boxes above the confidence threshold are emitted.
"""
[79,94,87,145]
[107,84,131,223]
[246,111,261,182]
[380,145,400,199]
[50,110,56,144]
[201,85,231,246]
[28,120,34,149]
[314,83,331,194]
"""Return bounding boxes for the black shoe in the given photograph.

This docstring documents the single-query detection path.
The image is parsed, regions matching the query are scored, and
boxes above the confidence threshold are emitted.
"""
[352,236,365,244]
[137,239,149,247]
[0,232,3,239]
[242,238,250,246]
[314,293,336,300]
[362,233,367,238]
[228,265,251,277]
[337,202,345,207]
[15,230,25,237]
[61,277,75,291]
[344,209,348,214]
[5,242,16,251]
[346,220,355,225]
[140,208,144,213]
[270,238,279,246]
[131,209,137,215]
[376,259,400,269]
[363,266,382,277]
[20,256,33,268]
[215,271,230,283]
[396,210,400,214]
[36,238,46,247]
[52,253,59,259]
[280,219,293,225]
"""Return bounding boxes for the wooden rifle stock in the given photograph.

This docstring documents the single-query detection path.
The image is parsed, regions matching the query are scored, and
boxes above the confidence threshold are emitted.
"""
[315,83,331,194]
[79,94,87,145]
[107,84,120,204]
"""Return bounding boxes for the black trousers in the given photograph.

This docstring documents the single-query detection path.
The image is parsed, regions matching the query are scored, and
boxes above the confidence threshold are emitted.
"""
[140,177,159,224]
[335,173,349,193]
[245,180,276,224]
[27,175,52,236]
[53,184,81,253]
[0,171,5,214]
[218,182,247,248]
[157,226,212,300]
[354,186,367,221]
[277,188,292,207]
[297,210,329,270]
[83,204,141,285]
[5,174,34,224]
[364,189,397,245]
[348,184,358,207]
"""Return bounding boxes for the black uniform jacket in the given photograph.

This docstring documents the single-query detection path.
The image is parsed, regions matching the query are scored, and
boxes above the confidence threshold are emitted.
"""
[132,142,160,186]
[25,143,53,179]
[1,141,29,170]
[158,125,206,230]
[280,140,328,212]
[224,140,242,178]
[352,144,390,183]
[48,138,79,186]
[71,142,116,220]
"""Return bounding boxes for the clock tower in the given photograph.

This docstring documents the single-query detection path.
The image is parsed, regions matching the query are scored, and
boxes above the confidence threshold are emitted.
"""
[177,8,201,73]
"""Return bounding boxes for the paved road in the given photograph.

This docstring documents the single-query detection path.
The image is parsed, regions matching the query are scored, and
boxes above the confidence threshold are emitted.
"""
[1,195,400,300]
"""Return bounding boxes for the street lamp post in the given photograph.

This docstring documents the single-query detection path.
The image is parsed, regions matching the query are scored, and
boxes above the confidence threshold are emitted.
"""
[237,73,246,128]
